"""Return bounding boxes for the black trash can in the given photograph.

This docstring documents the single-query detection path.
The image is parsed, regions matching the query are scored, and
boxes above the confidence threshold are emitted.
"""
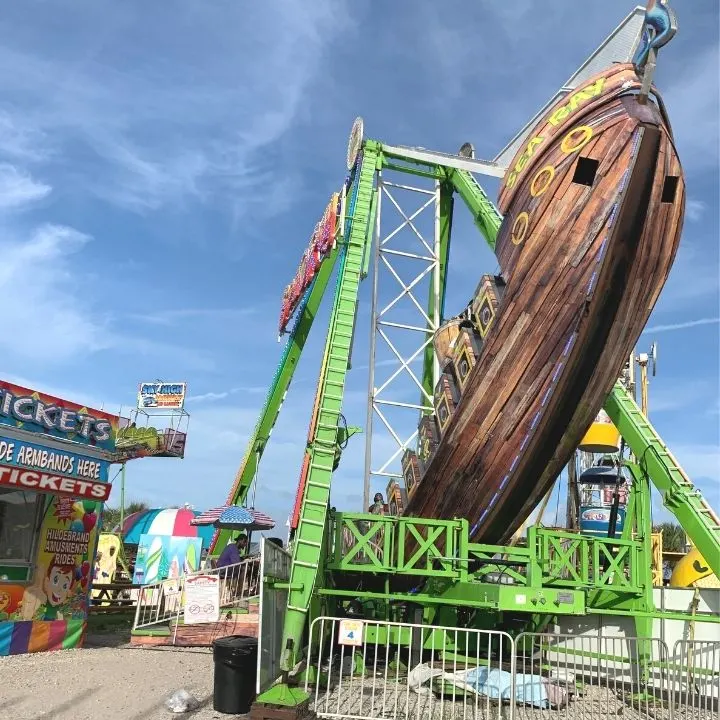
[212,635,258,714]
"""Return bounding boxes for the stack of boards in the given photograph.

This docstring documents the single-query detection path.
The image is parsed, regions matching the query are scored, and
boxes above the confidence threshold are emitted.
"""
[401,275,506,501]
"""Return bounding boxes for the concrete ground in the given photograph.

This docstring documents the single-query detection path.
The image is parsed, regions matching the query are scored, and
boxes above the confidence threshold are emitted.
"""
[0,634,251,720]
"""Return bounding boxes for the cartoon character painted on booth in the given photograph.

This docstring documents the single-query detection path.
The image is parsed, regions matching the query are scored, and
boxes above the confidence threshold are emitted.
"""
[42,559,75,619]
[18,556,90,621]
[0,590,11,620]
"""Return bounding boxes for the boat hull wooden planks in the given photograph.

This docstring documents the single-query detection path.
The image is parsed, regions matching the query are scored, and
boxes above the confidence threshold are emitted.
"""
[403,64,685,545]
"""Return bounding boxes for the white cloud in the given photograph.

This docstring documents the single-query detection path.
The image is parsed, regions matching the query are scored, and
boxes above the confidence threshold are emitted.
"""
[0,111,50,161]
[655,241,720,310]
[187,387,266,404]
[0,223,216,370]
[129,308,258,327]
[0,1,354,217]
[0,163,51,209]
[646,379,717,414]
[686,199,706,222]
[643,317,720,334]
[0,224,111,361]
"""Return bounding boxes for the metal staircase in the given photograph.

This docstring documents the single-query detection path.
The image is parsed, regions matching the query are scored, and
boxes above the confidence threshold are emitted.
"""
[605,382,720,577]
[280,147,379,670]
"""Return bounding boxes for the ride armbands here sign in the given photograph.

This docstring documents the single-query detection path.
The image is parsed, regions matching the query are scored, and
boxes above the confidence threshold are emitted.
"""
[0,435,109,481]
[0,381,120,452]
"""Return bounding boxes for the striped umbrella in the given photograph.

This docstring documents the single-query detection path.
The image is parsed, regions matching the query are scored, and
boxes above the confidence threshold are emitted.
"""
[190,506,227,526]
[119,508,216,548]
[192,506,275,531]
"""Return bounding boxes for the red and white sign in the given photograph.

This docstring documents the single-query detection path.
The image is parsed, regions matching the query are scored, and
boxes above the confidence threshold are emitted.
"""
[184,574,220,624]
[0,463,110,501]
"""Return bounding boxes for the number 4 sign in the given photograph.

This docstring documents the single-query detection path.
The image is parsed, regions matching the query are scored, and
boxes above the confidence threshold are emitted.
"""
[338,619,364,647]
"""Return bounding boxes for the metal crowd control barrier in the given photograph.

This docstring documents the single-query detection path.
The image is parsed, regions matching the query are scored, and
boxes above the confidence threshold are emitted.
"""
[132,555,260,631]
[132,578,183,631]
[307,616,514,720]
[302,618,720,720]
[514,633,672,720]
[672,640,720,719]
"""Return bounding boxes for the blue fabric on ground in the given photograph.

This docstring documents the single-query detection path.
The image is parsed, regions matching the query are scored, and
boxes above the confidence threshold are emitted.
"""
[463,667,549,708]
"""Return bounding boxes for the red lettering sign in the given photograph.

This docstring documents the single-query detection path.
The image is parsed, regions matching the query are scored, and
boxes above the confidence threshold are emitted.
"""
[0,463,111,501]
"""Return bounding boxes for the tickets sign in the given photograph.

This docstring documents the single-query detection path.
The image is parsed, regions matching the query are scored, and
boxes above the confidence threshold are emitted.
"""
[0,381,120,451]
[137,382,187,410]
[0,463,111,501]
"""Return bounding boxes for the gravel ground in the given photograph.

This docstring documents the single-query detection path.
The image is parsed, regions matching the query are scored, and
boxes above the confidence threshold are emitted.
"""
[0,634,251,720]
[1,637,715,720]
[315,681,708,720]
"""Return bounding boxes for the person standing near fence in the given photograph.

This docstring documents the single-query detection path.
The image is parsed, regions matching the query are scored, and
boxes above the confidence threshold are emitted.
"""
[216,534,249,604]
[217,534,248,569]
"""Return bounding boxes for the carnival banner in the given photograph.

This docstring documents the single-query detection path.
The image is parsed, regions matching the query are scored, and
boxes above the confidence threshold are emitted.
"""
[0,381,120,452]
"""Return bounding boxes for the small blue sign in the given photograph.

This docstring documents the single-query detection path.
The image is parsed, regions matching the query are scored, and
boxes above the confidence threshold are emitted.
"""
[579,506,626,536]
[0,435,109,482]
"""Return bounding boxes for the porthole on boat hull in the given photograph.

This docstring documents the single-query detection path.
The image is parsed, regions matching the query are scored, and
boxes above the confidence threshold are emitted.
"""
[661,175,679,203]
[572,157,600,186]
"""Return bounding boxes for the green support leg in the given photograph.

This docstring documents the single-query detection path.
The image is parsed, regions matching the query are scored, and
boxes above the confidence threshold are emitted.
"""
[420,183,454,405]
[256,148,379,710]
[627,461,656,690]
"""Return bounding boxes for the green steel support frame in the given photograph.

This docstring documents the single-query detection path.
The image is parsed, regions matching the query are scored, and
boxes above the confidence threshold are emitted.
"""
[253,138,719,709]
[605,382,720,577]
[258,142,510,705]
[445,168,503,251]
[420,183,454,410]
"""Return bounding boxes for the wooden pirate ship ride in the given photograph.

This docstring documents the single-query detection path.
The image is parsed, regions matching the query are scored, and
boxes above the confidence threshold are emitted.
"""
[403,61,685,544]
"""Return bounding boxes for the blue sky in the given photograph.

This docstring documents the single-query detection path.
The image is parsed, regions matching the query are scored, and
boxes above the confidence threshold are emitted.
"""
[0,1,716,531]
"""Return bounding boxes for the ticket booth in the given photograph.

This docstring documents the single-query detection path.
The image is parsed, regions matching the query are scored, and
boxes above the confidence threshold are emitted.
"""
[0,381,120,655]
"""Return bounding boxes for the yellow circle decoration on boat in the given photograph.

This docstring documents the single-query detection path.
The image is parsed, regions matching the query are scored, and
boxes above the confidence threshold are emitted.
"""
[561,126,593,154]
[511,212,529,245]
[530,165,555,197]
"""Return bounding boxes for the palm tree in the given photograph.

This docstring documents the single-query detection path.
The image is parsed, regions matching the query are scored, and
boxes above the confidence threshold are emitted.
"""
[653,522,687,553]
[101,500,150,532]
